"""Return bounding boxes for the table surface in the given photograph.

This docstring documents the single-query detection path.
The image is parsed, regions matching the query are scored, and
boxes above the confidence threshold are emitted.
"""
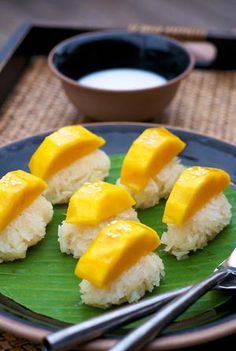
[1,0,236,48]
[1,1,236,350]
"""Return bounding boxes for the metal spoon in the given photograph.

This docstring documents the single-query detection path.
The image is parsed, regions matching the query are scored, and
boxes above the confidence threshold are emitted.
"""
[43,249,236,351]
[109,248,236,351]
[43,285,189,351]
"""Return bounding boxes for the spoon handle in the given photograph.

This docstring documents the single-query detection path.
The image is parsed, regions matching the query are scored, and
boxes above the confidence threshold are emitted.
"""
[43,285,189,351]
[110,269,229,351]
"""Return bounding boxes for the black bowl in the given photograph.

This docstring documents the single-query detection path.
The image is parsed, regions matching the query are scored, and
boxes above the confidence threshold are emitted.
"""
[49,30,194,121]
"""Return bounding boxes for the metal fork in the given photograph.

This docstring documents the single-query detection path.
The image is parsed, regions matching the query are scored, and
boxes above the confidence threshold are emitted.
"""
[109,249,236,351]
[43,249,236,351]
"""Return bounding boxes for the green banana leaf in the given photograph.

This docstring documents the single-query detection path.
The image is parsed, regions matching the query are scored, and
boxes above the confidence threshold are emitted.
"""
[0,154,235,327]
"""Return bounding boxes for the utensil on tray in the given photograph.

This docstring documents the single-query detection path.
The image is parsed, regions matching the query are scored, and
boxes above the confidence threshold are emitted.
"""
[43,249,236,351]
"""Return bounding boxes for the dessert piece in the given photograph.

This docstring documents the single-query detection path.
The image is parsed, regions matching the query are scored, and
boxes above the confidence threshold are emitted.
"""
[58,181,138,257]
[117,127,186,209]
[75,220,164,308]
[29,125,110,204]
[0,170,53,263]
[161,166,232,259]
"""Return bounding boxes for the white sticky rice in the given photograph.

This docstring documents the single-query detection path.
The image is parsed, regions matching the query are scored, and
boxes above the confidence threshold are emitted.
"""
[79,253,165,308]
[43,149,110,204]
[161,193,232,260]
[0,195,53,263]
[117,157,184,209]
[58,208,138,258]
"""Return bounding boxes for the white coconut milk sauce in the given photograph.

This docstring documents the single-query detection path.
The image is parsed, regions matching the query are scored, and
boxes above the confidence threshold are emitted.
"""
[78,68,167,90]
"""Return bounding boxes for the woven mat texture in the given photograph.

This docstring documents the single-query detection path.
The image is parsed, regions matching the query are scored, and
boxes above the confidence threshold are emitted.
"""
[0,57,236,146]
[0,56,236,350]
[0,332,41,350]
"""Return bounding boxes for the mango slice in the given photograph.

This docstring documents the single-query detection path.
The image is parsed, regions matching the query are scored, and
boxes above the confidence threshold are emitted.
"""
[163,166,231,225]
[66,181,135,225]
[0,170,47,231]
[75,220,160,288]
[29,125,105,179]
[120,128,186,191]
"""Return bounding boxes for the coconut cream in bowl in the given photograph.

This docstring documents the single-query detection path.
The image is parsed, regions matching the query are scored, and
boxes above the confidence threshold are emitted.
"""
[48,30,194,121]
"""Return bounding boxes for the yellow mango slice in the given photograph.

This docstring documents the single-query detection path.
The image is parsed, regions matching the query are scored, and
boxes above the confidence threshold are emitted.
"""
[75,220,160,288]
[66,181,135,225]
[29,125,105,179]
[120,128,186,191]
[0,170,47,231]
[163,166,231,225]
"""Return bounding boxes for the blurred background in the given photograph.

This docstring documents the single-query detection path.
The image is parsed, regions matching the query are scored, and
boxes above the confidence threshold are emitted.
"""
[1,0,236,48]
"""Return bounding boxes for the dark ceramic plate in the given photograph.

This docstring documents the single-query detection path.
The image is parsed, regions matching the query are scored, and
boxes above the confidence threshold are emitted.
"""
[1,122,236,349]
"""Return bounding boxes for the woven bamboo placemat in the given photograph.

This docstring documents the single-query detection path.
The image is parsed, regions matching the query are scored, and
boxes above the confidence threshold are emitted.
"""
[0,56,236,350]
[0,56,236,146]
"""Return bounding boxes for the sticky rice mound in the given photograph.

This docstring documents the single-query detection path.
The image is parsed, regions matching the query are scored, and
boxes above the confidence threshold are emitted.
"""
[161,193,232,260]
[0,196,53,263]
[44,149,110,204]
[79,253,164,308]
[58,208,138,258]
[117,157,184,209]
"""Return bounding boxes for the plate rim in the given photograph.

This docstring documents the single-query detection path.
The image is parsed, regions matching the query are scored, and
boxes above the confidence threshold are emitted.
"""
[1,121,236,349]
[1,121,236,150]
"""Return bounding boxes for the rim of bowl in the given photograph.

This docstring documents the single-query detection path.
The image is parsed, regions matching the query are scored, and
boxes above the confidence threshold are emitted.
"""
[48,29,195,94]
